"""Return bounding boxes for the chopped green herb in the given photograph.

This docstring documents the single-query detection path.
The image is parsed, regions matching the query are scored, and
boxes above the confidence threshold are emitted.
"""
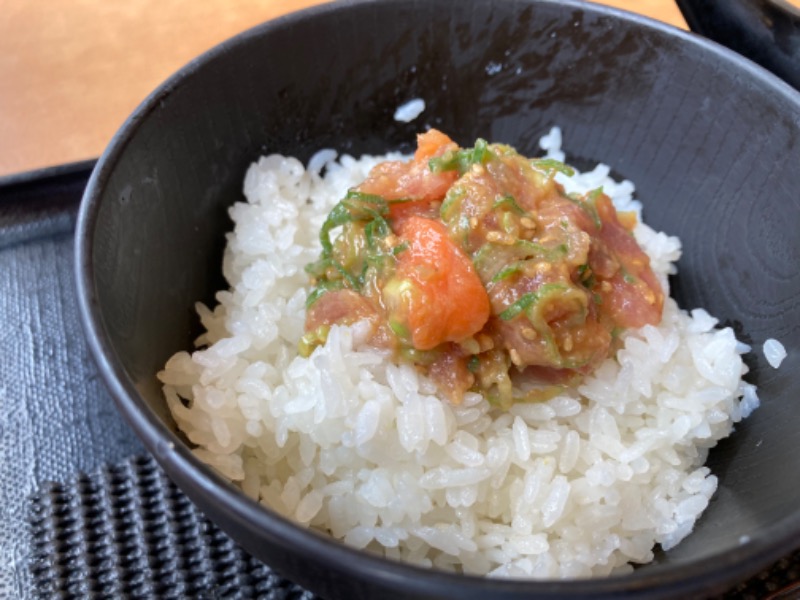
[587,187,604,201]
[332,261,360,289]
[391,241,409,256]
[516,240,568,261]
[531,158,575,178]
[491,261,527,282]
[583,187,604,229]
[319,190,390,254]
[499,283,568,321]
[501,211,516,234]
[364,215,390,249]
[439,186,465,219]
[389,319,410,339]
[492,194,526,215]
[319,203,353,255]
[429,139,495,175]
[305,279,343,308]
[473,240,568,281]
[565,190,602,230]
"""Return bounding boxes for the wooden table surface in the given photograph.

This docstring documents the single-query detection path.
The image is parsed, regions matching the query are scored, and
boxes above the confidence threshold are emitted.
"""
[0,0,687,178]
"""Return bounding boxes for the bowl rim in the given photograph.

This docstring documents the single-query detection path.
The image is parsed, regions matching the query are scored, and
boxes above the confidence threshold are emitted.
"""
[74,0,800,596]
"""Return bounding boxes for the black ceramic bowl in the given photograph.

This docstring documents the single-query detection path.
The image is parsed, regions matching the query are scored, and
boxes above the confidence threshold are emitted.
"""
[75,0,800,598]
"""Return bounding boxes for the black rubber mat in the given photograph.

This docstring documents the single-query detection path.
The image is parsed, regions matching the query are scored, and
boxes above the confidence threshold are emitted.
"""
[27,455,314,600]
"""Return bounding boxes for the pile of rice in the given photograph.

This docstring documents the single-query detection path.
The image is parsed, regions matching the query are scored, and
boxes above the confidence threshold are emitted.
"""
[158,128,758,578]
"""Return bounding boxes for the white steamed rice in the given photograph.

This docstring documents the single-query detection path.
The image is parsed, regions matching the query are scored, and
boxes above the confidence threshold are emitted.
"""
[158,128,758,579]
[763,338,787,369]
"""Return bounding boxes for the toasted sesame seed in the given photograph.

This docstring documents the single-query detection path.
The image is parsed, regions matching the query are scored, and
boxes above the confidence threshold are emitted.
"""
[525,262,551,277]
[486,231,503,243]
[485,231,515,245]
[509,348,523,366]
[562,334,574,352]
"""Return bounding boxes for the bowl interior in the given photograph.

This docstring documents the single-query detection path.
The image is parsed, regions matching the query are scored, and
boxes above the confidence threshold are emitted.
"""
[78,0,800,597]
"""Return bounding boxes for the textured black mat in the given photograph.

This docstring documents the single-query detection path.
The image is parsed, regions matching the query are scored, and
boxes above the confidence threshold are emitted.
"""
[27,455,314,600]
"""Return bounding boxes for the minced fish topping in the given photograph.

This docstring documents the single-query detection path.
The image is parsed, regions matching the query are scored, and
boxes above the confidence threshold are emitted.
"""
[302,130,664,407]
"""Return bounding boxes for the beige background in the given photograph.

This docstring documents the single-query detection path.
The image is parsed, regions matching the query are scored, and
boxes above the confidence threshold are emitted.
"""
[0,1,689,177]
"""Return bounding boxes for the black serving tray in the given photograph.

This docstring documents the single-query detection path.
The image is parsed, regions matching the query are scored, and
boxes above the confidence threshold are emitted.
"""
[0,165,796,599]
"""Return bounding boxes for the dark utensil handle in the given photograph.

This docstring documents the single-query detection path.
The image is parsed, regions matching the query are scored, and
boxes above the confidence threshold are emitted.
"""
[675,0,800,90]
